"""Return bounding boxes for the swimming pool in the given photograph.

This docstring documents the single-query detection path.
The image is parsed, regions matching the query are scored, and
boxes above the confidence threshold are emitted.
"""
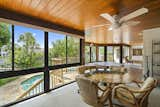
[21,75,43,91]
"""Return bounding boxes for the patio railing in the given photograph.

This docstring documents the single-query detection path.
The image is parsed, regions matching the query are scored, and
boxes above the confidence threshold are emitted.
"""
[17,79,44,100]
[17,69,73,100]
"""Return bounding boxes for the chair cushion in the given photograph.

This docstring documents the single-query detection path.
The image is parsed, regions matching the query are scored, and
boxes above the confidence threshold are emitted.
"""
[115,87,136,104]
[141,77,155,90]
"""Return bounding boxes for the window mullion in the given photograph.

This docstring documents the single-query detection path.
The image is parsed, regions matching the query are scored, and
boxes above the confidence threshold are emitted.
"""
[12,25,14,71]
[44,31,49,92]
[66,36,68,64]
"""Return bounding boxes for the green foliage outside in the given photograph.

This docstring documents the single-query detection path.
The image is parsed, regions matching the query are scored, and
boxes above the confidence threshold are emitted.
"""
[0,22,11,48]
[0,23,12,67]
[14,32,43,69]
[49,37,79,64]
[0,77,18,87]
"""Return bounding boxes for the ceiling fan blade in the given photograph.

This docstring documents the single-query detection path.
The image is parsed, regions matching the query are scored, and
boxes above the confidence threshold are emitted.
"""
[120,8,148,23]
[123,21,141,26]
[85,24,110,30]
[100,13,115,24]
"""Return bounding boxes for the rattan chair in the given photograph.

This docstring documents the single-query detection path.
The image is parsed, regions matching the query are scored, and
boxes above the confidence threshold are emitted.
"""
[114,77,157,107]
[76,75,110,107]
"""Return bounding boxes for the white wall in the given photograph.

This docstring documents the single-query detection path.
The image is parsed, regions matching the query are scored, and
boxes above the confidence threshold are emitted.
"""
[143,27,160,76]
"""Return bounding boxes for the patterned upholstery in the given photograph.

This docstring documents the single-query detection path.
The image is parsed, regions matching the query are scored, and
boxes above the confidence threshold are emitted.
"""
[114,77,157,107]
[76,75,110,107]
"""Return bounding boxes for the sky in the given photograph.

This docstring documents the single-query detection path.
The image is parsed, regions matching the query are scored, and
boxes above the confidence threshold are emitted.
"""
[14,25,66,48]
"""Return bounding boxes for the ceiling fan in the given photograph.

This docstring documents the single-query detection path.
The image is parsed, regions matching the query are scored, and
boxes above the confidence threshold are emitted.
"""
[88,7,148,30]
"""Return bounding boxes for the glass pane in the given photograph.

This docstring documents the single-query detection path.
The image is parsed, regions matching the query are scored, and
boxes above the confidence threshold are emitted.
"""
[67,36,80,64]
[14,25,44,70]
[107,46,113,62]
[0,72,44,106]
[91,46,96,62]
[123,46,130,63]
[50,66,79,89]
[0,22,12,72]
[49,32,66,65]
[98,47,104,61]
[85,46,90,63]
[114,46,120,63]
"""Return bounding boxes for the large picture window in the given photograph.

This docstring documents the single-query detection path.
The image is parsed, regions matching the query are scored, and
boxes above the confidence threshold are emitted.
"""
[107,46,114,62]
[67,36,80,64]
[85,46,90,63]
[49,32,66,65]
[91,46,96,62]
[98,47,104,61]
[0,21,82,106]
[0,22,12,72]
[14,26,44,70]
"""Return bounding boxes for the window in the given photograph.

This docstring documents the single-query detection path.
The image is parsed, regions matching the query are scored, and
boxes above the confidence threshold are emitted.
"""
[91,46,96,62]
[0,21,82,106]
[0,22,12,72]
[14,26,44,70]
[98,47,104,61]
[123,46,130,63]
[113,46,120,63]
[67,36,80,64]
[0,72,44,106]
[85,46,90,63]
[107,46,114,62]
[49,32,66,65]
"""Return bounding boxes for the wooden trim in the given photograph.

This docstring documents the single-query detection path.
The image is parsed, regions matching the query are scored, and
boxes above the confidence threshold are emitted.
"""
[85,42,130,47]
[17,79,43,100]
[80,39,85,65]
[0,8,84,36]
[96,46,99,61]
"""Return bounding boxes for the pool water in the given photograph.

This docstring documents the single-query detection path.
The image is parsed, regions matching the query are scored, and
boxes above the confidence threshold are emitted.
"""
[21,75,43,91]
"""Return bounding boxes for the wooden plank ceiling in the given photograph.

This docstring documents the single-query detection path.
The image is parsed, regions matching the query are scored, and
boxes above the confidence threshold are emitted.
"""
[0,0,160,43]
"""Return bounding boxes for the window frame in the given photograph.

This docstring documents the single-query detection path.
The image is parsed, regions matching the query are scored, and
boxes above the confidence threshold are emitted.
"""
[0,23,82,106]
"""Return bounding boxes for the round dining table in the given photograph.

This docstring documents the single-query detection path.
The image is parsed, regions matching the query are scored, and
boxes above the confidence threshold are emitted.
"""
[87,72,131,107]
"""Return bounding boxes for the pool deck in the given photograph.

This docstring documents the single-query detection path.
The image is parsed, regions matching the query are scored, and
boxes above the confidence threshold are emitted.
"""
[0,72,77,106]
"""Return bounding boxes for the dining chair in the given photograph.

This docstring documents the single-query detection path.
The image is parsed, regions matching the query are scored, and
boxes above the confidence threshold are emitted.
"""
[114,77,157,107]
[76,75,110,107]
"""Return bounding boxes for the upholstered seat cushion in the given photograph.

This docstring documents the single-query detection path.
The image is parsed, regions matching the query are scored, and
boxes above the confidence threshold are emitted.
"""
[115,77,155,104]
[141,77,155,90]
[115,86,138,104]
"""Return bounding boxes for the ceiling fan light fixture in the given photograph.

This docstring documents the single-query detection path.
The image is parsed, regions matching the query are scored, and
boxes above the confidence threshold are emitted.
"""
[108,27,112,31]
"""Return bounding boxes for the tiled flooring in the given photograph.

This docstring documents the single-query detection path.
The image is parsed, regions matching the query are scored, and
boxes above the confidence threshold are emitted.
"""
[13,83,160,107]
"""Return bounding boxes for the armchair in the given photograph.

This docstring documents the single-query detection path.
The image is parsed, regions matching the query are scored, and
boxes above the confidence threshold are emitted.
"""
[76,75,110,107]
[114,77,157,107]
